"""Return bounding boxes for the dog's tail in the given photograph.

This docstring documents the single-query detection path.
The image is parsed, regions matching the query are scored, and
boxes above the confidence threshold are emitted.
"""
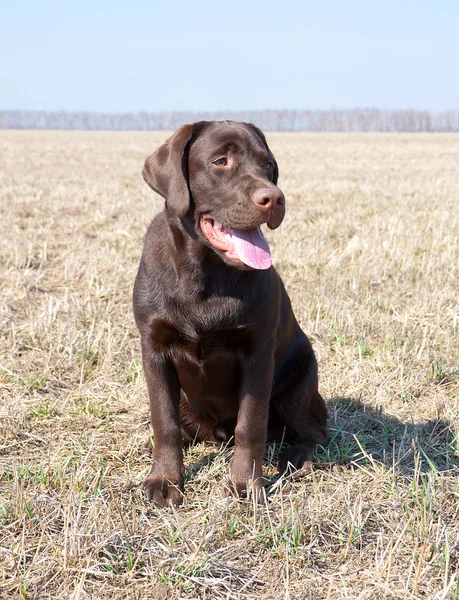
[213,426,229,442]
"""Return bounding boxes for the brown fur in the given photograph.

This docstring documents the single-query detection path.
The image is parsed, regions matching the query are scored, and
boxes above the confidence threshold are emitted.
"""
[133,121,329,506]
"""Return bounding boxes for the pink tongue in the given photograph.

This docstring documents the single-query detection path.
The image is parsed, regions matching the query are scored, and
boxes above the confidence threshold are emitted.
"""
[223,227,272,270]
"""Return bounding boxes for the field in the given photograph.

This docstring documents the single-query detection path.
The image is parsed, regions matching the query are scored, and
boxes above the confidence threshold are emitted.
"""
[0,130,458,599]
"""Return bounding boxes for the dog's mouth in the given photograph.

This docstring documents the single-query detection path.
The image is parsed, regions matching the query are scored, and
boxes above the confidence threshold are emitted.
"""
[200,216,272,270]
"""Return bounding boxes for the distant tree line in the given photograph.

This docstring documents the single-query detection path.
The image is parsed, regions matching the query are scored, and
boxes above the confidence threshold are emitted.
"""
[0,109,457,132]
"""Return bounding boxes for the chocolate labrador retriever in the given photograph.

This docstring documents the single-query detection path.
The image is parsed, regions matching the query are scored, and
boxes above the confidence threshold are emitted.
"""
[133,121,329,506]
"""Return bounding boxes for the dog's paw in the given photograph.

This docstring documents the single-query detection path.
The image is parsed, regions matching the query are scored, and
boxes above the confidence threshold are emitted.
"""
[142,468,183,507]
[277,442,314,479]
[226,459,265,502]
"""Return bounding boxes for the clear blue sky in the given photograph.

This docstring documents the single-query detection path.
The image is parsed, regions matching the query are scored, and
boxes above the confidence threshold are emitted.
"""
[1,0,457,112]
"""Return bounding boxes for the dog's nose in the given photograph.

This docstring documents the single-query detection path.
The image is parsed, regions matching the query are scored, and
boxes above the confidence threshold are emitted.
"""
[252,187,285,212]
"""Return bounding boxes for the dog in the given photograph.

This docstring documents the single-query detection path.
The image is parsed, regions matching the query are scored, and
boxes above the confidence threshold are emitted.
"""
[133,121,329,506]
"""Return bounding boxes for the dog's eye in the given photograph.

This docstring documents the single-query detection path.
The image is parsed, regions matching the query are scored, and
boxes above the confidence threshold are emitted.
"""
[212,158,227,167]
[264,161,273,170]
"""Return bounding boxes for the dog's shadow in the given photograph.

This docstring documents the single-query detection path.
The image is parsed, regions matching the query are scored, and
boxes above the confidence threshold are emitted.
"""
[313,396,458,477]
[181,397,458,487]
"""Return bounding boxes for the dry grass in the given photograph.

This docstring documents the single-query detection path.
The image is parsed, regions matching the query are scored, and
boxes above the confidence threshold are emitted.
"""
[1,130,458,599]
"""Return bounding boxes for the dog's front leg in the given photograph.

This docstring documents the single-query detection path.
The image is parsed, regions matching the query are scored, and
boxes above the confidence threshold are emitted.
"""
[141,342,183,507]
[228,347,274,501]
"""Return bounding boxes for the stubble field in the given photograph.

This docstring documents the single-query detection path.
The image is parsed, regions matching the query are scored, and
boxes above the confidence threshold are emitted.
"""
[0,130,458,599]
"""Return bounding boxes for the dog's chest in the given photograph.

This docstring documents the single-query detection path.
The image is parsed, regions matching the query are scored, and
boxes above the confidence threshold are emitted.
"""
[148,298,256,363]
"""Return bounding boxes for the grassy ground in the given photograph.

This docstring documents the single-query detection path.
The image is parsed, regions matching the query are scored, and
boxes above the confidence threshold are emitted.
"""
[0,131,458,599]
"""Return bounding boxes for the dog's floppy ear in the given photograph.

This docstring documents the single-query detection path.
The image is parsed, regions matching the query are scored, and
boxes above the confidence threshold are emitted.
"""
[142,124,193,217]
[243,122,279,185]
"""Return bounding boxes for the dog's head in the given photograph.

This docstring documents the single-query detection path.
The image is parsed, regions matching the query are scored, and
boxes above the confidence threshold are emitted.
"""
[142,121,285,270]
